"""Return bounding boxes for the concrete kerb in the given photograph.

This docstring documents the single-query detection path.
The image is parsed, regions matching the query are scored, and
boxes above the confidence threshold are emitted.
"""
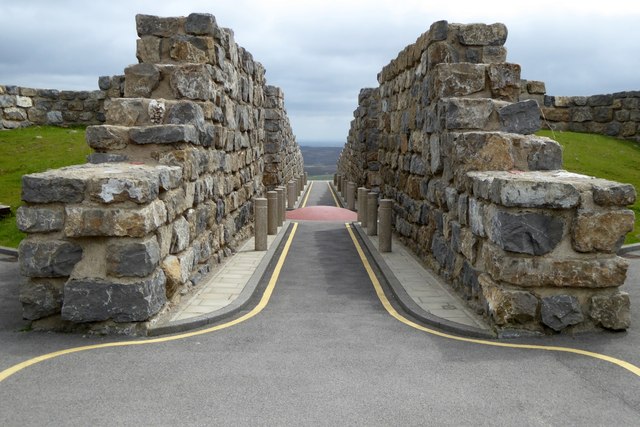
[329,182,346,208]
[351,222,496,339]
[147,221,294,336]
[619,243,640,255]
[0,246,18,257]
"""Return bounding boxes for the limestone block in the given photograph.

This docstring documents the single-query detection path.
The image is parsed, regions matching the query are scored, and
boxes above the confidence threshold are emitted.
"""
[65,199,167,237]
[106,237,161,278]
[481,46,507,63]
[104,98,144,126]
[61,269,167,323]
[541,295,584,331]
[161,187,187,221]
[429,20,449,41]
[170,35,210,63]
[136,36,161,64]
[46,111,63,124]
[22,171,86,204]
[88,153,129,164]
[4,107,27,121]
[468,197,485,237]
[136,14,185,37]
[129,124,199,145]
[20,278,65,320]
[487,63,521,102]
[0,95,15,107]
[185,13,217,36]
[589,292,630,330]
[162,248,196,297]
[16,206,65,233]
[483,243,628,288]
[512,135,562,171]
[498,99,541,134]
[165,101,206,134]
[588,94,613,107]
[572,210,634,253]
[570,107,593,123]
[170,216,190,254]
[488,210,564,256]
[448,132,514,189]
[425,42,459,70]
[86,125,130,150]
[124,63,160,98]
[169,64,216,100]
[443,98,494,130]
[19,239,83,278]
[430,63,486,100]
[526,81,546,94]
[592,182,636,206]
[481,276,537,325]
[458,23,508,46]
[488,174,580,209]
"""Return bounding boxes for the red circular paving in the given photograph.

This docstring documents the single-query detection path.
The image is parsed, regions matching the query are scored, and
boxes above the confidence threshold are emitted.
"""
[286,206,357,222]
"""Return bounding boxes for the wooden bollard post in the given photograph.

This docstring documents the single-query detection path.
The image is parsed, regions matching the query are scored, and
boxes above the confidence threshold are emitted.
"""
[287,180,296,209]
[276,187,285,226]
[255,198,267,251]
[304,172,308,186]
[357,187,368,225]
[333,173,337,185]
[367,192,378,236]
[267,191,278,235]
[347,182,356,211]
[379,199,392,252]
[337,175,343,195]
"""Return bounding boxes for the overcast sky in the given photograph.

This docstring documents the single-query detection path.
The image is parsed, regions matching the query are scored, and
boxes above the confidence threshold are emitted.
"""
[1,1,639,145]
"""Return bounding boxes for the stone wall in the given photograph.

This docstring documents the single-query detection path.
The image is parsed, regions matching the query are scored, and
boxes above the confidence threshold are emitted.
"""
[0,84,109,129]
[519,82,640,142]
[17,13,303,332]
[337,21,636,334]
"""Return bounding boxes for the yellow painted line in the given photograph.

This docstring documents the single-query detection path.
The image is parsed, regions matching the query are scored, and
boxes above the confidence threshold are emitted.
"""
[327,181,340,208]
[300,181,314,208]
[344,223,640,378]
[0,223,299,384]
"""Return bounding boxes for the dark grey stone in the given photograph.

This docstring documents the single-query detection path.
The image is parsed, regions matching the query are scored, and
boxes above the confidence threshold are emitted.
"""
[592,183,636,206]
[61,269,167,323]
[409,155,426,175]
[185,13,217,35]
[458,23,508,46]
[124,63,160,98]
[430,20,448,41]
[46,111,63,124]
[444,98,493,130]
[0,95,15,107]
[22,174,86,203]
[527,138,563,171]
[490,211,564,256]
[136,14,183,37]
[20,279,64,320]
[16,206,65,233]
[107,238,160,278]
[589,293,630,331]
[541,295,584,331]
[37,89,59,99]
[571,107,593,123]
[170,216,190,254]
[87,153,129,164]
[129,124,199,145]
[165,101,206,134]
[98,76,111,90]
[19,240,83,278]
[498,99,541,134]
[588,94,613,107]
[593,107,613,123]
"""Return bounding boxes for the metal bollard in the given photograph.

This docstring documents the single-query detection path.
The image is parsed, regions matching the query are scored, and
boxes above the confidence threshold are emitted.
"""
[276,187,285,226]
[357,187,368,225]
[367,192,378,236]
[378,199,392,252]
[267,191,278,235]
[347,182,356,211]
[287,180,297,209]
[255,198,268,251]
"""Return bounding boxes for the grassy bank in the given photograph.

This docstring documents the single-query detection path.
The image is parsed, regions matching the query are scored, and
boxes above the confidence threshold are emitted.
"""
[538,130,640,244]
[0,126,91,247]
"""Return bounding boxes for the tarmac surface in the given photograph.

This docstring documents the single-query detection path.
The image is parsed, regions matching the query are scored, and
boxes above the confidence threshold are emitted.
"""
[1,181,639,425]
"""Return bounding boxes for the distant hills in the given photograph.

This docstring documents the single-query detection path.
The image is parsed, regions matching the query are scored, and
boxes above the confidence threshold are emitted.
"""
[300,145,342,178]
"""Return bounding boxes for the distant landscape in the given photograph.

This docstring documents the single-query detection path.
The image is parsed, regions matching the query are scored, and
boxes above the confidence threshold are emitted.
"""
[300,145,342,179]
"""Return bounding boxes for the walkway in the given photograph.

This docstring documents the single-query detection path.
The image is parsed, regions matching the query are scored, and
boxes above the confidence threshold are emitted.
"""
[1,181,639,425]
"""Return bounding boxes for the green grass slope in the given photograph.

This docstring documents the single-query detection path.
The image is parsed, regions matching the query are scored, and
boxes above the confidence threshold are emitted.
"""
[538,130,640,244]
[0,126,91,247]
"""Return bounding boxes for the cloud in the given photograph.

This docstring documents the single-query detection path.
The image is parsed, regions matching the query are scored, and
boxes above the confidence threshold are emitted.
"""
[1,0,639,144]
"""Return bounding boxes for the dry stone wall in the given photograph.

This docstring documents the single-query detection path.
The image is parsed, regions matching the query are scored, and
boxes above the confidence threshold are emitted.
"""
[17,13,303,332]
[337,21,636,334]
[0,85,109,129]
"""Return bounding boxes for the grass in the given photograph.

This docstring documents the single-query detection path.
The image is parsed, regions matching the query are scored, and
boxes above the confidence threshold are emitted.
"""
[0,126,91,248]
[538,130,640,244]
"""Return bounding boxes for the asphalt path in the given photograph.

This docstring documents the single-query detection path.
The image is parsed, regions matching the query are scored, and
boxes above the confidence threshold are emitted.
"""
[0,182,639,425]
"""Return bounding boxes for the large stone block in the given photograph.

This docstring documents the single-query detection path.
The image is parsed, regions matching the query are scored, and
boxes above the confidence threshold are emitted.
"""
[458,23,508,46]
[540,295,583,331]
[572,210,634,253]
[129,124,199,145]
[591,182,636,207]
[162,248,195,297]
[16,206,65,233]
[488,210,564,256]
[498,99,541,134]
[22,171,86,203]
[481,275,537,325]
[169,64,216,100]
[61,269,167,323]
[136,14,185,37]
[430,63,486,100]
[89,174,159,205]
[86,125,130,150]
[20,278,65,320]
[65,199,167,237]
[185,13,217,36]
[488,173,580,209]
[483,243,628,288]
[170,216,190,254]
[19,239,83,278]
[124,63,160,98]
[487,63,521,101]
[106,237,161,278]
[448,132,514,188]
[589,292,630,331]
[136,36,161,64]
[443,98,494,130]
